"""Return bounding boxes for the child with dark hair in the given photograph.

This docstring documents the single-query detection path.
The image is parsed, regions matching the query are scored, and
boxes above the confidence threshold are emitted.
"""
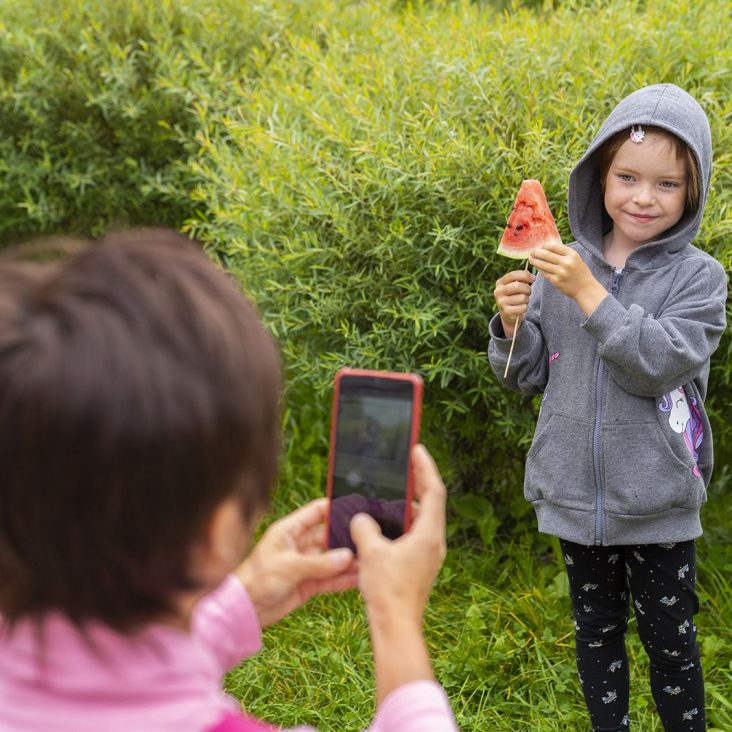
[0,229,457,731]
[489,84,727,730]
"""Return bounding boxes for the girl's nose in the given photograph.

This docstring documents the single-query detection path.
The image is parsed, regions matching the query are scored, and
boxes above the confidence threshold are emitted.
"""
[632,186,656,207]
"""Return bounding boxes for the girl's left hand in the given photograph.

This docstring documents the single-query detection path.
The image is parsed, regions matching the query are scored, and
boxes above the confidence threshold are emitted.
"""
[530,242,608,316]
[235,499,358,628]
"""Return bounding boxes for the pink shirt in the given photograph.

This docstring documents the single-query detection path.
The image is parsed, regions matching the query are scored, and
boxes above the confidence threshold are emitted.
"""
[0,576,457,731]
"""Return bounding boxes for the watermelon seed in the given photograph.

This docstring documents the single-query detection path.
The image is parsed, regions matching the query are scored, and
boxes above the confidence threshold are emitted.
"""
[515,225,524,231]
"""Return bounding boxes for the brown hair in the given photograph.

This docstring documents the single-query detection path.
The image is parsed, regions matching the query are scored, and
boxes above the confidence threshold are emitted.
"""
[0,229,282,631]
[597,126,701,213]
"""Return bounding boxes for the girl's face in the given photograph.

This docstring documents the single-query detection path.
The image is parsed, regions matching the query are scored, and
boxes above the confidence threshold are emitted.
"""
[603,131,688,250]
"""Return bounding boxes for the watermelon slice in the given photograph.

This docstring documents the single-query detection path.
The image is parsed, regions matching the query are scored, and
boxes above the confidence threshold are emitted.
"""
[497,179,562,259]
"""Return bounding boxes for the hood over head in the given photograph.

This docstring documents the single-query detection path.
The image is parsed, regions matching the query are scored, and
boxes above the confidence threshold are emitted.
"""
[568,84,712,265]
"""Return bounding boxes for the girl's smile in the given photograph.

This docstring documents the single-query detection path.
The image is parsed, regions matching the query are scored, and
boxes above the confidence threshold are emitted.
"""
[624,212,658,224]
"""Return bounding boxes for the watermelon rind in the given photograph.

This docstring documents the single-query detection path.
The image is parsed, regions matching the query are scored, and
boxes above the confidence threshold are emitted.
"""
[496,232,562,260]
[497,242,532,260]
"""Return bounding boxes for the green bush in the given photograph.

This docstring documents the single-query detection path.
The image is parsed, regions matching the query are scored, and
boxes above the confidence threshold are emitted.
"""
[0,0,330,240]
[1,0,731,542]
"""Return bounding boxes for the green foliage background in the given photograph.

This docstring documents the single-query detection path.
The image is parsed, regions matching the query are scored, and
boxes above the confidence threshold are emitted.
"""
[1,0,731,729]
[2,0,730,523]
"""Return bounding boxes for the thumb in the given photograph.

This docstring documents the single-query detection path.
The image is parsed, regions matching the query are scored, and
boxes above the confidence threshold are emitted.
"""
[350,512,385,555]
[296,547,353,581]
[292,546,354,581]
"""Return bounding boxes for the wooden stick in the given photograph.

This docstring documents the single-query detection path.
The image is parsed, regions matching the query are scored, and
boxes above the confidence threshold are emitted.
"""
[503,258,531,379]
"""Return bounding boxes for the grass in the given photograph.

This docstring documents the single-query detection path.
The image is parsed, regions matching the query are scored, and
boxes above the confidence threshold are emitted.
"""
[225,476,732,730]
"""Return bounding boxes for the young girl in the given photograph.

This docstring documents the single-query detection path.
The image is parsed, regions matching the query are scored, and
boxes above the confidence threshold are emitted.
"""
[0,229,457,731]
[488,84,727,731]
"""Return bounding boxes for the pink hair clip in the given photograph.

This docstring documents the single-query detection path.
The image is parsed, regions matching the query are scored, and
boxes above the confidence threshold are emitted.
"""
[629,125,645,143]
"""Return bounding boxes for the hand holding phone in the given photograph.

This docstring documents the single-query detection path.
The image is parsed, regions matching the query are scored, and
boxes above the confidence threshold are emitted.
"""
[350,443,448,704]
[235,498,358,629]
[325,368,423,551]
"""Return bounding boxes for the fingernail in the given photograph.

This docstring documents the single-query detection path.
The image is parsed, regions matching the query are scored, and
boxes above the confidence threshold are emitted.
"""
[330,548,353,565]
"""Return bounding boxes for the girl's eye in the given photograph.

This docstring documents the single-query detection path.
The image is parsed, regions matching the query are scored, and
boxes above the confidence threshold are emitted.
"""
[659,181,680,189]
[617,174,634,182]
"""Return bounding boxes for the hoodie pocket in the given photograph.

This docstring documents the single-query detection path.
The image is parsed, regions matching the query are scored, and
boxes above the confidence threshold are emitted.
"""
[602,420,704,516]
[524,412,594,508]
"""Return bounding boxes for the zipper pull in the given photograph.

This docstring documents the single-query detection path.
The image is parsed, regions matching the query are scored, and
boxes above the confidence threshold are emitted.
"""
[610,268,623,295]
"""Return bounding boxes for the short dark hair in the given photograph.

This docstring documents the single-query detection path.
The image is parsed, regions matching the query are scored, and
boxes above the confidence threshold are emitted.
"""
[0,229,282,631]
[598,126,701,213]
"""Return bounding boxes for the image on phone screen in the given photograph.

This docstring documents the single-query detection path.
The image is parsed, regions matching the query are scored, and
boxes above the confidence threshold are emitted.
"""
[327,373,419,551]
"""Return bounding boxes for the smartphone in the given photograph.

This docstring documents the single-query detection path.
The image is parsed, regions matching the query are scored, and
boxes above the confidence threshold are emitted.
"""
[325,368,423,551]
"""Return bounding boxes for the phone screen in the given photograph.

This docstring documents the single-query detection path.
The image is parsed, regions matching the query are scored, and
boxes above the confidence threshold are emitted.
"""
[327,374,418,551]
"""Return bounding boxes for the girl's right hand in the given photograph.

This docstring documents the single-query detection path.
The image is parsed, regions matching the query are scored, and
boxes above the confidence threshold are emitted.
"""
[493,269,535,337]
[350,444,447,704]
[351,444,446,626]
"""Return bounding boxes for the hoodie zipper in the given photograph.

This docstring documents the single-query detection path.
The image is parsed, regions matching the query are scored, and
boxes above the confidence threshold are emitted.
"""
[592,268,623,545]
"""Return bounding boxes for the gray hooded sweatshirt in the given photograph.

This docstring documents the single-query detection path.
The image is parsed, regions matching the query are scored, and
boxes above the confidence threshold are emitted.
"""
[488,84,728,546]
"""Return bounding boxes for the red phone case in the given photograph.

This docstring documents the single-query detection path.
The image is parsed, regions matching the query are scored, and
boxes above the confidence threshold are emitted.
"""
[324,368,423,550]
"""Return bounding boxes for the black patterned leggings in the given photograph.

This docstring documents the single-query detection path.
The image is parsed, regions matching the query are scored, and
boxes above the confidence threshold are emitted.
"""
[560,539,705,731]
